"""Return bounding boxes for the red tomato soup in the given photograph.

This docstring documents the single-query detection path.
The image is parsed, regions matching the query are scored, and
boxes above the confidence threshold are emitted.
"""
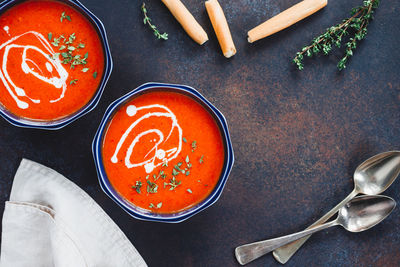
[0,0,105,121]
[102,91,225,214]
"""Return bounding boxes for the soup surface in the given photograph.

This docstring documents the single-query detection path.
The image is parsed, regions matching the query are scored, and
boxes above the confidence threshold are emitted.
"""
[102,90,225,214]
[0,0,104,120]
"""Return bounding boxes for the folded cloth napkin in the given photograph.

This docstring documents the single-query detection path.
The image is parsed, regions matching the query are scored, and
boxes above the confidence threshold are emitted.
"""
[0,159,147,267]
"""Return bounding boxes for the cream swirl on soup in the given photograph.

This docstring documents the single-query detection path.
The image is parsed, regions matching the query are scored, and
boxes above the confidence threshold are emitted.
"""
[0,31,68,109]
[111,104,183,173]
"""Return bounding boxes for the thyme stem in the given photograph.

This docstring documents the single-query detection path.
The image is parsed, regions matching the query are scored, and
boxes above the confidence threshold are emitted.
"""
[141,3,168,40]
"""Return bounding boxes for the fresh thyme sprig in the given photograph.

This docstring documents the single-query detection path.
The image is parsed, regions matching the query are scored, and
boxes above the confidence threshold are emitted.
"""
[141,3,168,40]
[293,0,380,71]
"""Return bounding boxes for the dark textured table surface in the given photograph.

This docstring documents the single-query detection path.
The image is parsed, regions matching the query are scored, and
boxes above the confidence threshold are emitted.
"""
[0,0,399,266]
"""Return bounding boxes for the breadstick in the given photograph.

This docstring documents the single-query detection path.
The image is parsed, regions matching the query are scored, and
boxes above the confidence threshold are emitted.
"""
[248,0,328,43]
[162,0,208,45]
[205,0,236,58]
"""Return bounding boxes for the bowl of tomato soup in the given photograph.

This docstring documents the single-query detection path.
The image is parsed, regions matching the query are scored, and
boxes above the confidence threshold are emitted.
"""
[0,0,112,129]
[93,83,234,223]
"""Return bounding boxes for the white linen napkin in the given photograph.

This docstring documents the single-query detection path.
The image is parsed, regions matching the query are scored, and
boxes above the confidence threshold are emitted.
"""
[0,159,147,267]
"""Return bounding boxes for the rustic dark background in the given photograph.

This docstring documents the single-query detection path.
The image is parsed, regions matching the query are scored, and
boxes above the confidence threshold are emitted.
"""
[0,0,399,266]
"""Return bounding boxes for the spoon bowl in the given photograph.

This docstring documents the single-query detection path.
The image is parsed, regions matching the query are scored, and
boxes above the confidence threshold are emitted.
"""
[338,195,396,232]
[354,151,400,195]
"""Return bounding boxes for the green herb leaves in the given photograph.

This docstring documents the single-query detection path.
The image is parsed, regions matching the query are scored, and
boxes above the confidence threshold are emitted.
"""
[137,136,206,211]
[293,0,380,71]
[165,176,181,191]
[141,3,168,40]
[60,11,71,22]
[149,202,162,209]
[172,168,180,176]
[51,35,64,47]
[69,79,78,85]
[146,180,158,193]
[174,162,186,175]
[65,33,76,45]
[132,181,143,194]
[48,31,92,86]
[191,141,197,152]
[50,33,88,68]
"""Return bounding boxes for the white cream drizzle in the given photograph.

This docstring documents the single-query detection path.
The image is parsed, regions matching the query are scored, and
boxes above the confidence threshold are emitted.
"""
[111,104,183,173]
[3,26,9,35]
[0,30,68,109]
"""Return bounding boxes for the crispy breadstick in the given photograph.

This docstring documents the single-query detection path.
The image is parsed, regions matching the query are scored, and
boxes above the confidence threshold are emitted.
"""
[205,0,236,58]
[248,0,328,43]
[162,0,208,45]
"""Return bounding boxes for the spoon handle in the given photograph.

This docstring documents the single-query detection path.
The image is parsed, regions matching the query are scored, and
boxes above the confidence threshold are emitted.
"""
[235,220,338,265]
[272,189,358,264]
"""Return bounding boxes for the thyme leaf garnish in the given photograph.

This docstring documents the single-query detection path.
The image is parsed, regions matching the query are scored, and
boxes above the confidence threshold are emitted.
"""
[132,181,142,194]
[191,141,197,152]
[60,12,71,22]
[293,0,380,70]
[147,180,158,193]
[158,170,166,179]
[172,169,180,176]
[149,202,162,209]
[65,33,75,45]
[165,176,181,190]
[50,33,88,71]
[174,163,185,174]
[52,35,64,47]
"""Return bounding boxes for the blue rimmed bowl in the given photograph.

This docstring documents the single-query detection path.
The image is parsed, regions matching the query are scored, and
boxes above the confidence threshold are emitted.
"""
[0,0,112,130]
[92,82,234,223]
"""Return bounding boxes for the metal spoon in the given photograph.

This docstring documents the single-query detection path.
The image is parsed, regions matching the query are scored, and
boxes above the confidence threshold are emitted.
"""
[273,151,400,264]
[235,195,396,265]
